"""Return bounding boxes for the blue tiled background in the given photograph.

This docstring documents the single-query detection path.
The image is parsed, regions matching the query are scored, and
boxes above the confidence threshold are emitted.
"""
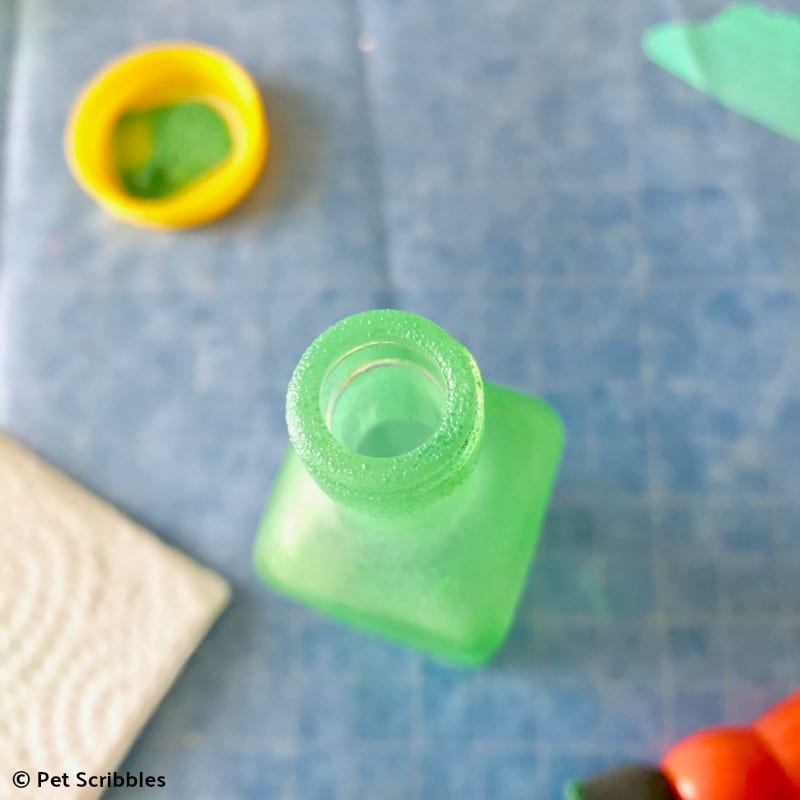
[1,1,799,798]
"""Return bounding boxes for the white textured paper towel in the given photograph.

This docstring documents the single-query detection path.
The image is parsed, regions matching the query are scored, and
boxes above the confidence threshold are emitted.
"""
[0,433,231,799]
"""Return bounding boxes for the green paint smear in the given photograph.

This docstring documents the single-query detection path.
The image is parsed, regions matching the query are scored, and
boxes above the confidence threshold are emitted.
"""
[113,101,232,199]
[643,2,800,141]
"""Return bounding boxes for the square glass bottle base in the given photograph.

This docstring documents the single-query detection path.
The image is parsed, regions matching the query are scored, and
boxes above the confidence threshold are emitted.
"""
[254,380,563,666]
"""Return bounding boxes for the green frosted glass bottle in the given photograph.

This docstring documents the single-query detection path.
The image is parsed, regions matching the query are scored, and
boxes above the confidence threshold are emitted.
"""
[254,310,564,665]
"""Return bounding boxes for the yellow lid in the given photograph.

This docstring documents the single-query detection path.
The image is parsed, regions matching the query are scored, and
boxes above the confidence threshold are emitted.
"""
[65,42,269,228]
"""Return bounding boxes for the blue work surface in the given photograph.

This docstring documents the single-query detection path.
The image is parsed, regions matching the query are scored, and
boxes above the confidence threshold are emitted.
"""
[1,1,799,797]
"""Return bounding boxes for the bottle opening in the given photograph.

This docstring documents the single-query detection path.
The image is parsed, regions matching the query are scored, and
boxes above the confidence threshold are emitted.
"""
[287,310,484,514]
[320,342,447,458]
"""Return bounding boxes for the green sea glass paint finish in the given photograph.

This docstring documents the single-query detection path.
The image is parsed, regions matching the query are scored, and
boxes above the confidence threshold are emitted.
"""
[643,3,800,141]
[113,100,232,198]
[254,310,564,665]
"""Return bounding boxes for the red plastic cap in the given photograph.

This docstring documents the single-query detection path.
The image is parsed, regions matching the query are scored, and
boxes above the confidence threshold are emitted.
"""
[754,690,800,791]
[662,726,798,800]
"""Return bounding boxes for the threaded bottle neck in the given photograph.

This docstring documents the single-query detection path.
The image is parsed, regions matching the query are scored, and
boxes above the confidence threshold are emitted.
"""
[286,310,484,516]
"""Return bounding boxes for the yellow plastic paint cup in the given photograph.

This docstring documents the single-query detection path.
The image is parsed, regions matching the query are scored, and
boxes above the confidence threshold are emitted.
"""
[65,42,269,228]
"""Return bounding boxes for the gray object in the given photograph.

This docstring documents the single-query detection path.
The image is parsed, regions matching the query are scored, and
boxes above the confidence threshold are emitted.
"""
[566,765,679,800]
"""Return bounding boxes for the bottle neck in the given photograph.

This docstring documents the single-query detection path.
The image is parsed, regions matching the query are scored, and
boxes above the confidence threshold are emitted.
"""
[286,310,485,516]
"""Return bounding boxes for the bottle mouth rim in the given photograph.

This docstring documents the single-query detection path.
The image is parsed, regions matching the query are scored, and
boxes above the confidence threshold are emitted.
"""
[286,309,484,513]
